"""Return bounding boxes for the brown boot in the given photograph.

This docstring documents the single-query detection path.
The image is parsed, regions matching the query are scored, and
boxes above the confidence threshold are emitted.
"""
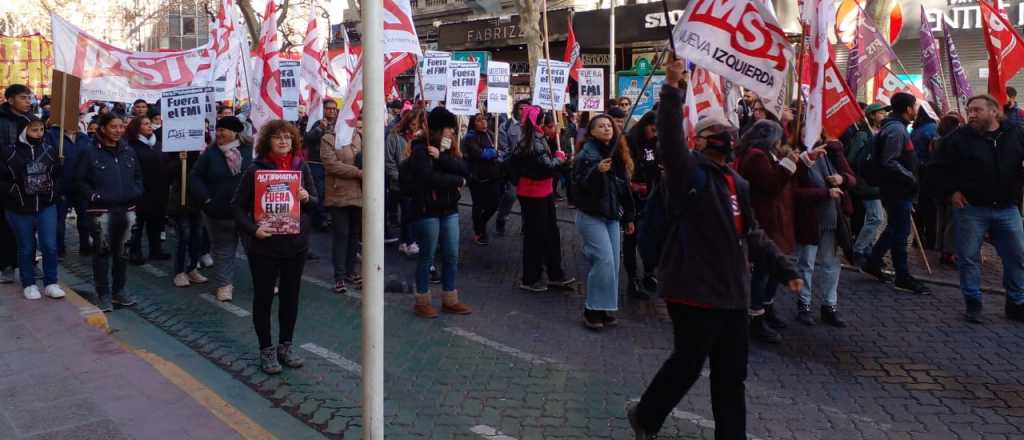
[414,293,439,318]
[441,290,472,315]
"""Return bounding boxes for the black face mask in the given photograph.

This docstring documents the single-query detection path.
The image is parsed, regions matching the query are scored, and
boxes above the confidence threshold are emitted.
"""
[26,136,42,147]
[705,131,735,159]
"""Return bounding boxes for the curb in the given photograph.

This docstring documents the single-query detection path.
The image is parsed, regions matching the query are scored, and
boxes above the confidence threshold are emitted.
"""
[61,283,110,333]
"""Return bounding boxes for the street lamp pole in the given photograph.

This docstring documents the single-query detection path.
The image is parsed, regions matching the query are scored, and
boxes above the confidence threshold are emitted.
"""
[609,0,616,100]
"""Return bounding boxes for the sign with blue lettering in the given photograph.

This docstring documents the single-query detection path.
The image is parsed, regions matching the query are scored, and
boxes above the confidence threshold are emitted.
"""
[161,86,213,152]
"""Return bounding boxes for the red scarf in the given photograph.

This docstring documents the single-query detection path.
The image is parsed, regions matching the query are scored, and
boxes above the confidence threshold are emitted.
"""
[268,152,294,170]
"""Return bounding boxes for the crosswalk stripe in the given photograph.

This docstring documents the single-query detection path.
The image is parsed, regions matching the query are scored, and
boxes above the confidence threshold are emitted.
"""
[198,294,251,317]
[299,342,362,375]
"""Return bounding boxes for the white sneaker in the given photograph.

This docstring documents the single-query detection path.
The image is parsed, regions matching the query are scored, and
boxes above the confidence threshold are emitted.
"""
[160,231,167,241]
[200,254,215,268]
[23,285,41,300]
[188,269,209,284]
[173,273,191,288]
[216,285,233,302]
[406,243,420,255]
[44,284,65,299]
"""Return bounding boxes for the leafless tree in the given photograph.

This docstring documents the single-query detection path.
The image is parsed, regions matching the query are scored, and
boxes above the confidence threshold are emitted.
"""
[512,0,543,89]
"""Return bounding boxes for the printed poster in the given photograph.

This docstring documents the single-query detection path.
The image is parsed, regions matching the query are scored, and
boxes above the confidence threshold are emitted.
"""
[577,68,604,112]
[422,51,451,102]
[254,170,301,235]
[446,60,480,115]
[531,59,570,110]
[161,86,212,152]
[280,60,300,121]
[486,61,510,115]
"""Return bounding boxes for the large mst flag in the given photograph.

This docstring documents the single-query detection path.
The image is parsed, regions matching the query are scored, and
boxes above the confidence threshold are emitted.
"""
[978,0,1024,105]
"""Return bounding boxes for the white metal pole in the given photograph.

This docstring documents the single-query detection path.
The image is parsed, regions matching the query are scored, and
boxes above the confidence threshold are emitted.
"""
[609,0,616,100]
[360,0,385,438]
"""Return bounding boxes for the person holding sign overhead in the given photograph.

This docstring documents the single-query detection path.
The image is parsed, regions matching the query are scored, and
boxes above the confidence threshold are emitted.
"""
[231,120,317,375]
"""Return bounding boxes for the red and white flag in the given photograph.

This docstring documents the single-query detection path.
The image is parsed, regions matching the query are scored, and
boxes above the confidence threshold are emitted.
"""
[301,14,328,132]
[800,0,836,148]
[250,1,283,131]
[874,66,938,120]
[383,0,423,57]
[684,67,727,145]
[822,57,865,140]
[563,15,582,82]
[979,0,1024,105]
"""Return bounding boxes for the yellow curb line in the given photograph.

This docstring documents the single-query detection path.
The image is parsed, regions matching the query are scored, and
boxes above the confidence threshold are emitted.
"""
[61,283,110,333]
[123,345,278,440]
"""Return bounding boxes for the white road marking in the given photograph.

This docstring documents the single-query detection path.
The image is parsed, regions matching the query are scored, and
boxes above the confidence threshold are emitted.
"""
[469,425,517,440]
[444,327,557,366]
[302,275,363,299]
[299,343,362,375]
[199,294,251,317]
[140,264,169,277]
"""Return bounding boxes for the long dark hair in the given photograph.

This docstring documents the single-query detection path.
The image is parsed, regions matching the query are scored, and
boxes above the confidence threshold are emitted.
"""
[124,115,150,141]
[626,111,657,151]
[913,106,936,129]
[587,114,634,177]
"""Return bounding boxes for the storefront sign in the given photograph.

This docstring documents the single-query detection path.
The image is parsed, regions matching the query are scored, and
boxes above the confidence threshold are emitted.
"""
[575,0,687,47]
[581,53,609,66]
[452,51,490,74]
[915,0,1024,33]
[438,9,570,50]
[578,68,605,112]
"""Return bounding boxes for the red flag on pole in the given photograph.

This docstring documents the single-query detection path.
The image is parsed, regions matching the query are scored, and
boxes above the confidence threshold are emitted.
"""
[978,0,1024,105]
[563,15,582,82]
[822,57,865,140]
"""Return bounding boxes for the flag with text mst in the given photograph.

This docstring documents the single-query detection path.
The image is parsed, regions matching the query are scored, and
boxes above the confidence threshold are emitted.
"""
[671,0,793,100]
[978,0,1024,105]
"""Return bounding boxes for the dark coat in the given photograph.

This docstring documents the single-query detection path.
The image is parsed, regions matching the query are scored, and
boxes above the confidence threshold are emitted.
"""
[125,136,171,197]
[793,141,857,246]
[43,127,91,196]
[510,131,564,181]
[74,139,145,211]
[875,116,919,200]
[571,139,636,223]
[0,137,60,213]
[655,83,798,310]
[933,122,1024,209]
[734,147,797,255]
[189,142,254,220]
[231,157,318,258]
[402,140,469,220]
[0,103,34,148]
[462,130,501,182]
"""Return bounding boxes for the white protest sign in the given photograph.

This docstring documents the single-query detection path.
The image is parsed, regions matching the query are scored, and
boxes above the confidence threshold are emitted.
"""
[161,86,212,152]
[280,60,300,121]
[446,60,481,115]
[422,51,451,101]
[531,59,571,110]
[205,88,218,141]
[486,61,510,115]
[577,68,604,112]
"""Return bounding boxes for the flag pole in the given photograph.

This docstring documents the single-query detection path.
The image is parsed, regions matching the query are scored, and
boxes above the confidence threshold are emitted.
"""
[359,0,385,437]
[607,47,669,160]
[660,0,677,54]
[609,0,617,99]
[791,27,808,149]
[541,0,562,153]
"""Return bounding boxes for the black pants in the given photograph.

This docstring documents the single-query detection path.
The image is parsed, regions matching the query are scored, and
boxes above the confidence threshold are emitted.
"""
[130,201,167,257]
[623,196,653,281]
[248,252,306,349]
[469,180,500,237]
[0,207,16,268]
[92,210,134,301]
[329,206,361,282]
[636,304,749,439]
[518,195,566,284]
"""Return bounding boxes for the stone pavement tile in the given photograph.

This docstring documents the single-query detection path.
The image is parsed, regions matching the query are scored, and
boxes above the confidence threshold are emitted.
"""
[22,418,128,440]
[6,396,106,436]
[0,378,86,411]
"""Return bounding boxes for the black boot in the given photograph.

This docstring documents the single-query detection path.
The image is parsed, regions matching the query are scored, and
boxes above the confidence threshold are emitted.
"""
[1006,298,1024,323]
[764,303,787,329]
[750,315,782,344]
[628,278,650,300]
[820,305,847,328]
[796,302,816,326]
[965,298,984,324]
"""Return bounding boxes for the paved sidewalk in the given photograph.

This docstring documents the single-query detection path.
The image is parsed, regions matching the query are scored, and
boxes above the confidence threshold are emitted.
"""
[0,278,242,440]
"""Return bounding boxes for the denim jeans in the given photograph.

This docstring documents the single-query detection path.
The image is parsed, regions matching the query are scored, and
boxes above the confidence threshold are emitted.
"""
[576,211,621,311]
[797,230,841,306]
[414,214,459,293]
[954,206,1024,305]
[204,216,239,289]
[867,198,913,279]
[329,206,361,282]
[91,209,135,302]
[174,211,203,274]
[309,163,327,228]
[853,199,886,256]
[6,206,59,288]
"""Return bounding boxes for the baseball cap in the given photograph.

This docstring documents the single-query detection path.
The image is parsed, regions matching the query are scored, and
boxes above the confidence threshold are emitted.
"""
[694,116,734,136]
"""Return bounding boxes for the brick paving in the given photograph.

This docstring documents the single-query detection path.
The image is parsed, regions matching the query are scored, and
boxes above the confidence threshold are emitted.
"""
[55,200,1024,439]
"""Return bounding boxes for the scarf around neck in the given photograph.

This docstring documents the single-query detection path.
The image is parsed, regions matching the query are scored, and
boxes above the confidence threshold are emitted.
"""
[138,134,156,147]
[268,152,294,170]
[218,139,243,175]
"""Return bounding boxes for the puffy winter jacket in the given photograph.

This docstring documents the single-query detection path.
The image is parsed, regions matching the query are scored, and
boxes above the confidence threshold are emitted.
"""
[74,138,145,211]
[0,133,61,213]
[401,140,469,220]
[0,103,34,148]
[43,127,91,196]
[189,141,254,220]
[462,130,501,182]
[572,139,635,223]
[933,122,1024,209]
[874,116,919,200]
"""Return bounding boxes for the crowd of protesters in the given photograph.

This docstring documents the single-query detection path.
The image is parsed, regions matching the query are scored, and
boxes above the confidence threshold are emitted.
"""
[5,64,1024,437]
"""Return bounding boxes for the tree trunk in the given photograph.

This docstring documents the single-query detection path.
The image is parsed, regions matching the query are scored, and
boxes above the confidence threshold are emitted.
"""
[237,0,260,49]
[513,0,543,89]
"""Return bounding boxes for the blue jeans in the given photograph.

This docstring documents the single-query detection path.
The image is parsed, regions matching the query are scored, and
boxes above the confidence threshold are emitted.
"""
[797,230,841,306]
[576,211,621,311]
[309,163,327,228]
[954,206,1024,305]
[854,199,886,256]
[414,214,459,293]
[867,198,913,278]
[6,206,59,288]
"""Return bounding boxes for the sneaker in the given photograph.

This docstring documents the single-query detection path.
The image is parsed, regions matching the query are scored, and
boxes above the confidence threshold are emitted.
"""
[187,269,209,284]
[112,291,137,307]
[750,315,782,344]
[0,268,14,284]
[583,309,604,330]
[200,253,215,268]
[519,280,549,292]
[601,311,619,327]
[98,296,113,313]
[405,243,420,256]
[894,276,931,295]
[851,252,868,268]
[334,281,347,294]
[474,234,489,246]
[277,342,304,368]
[795,303,815,326]
[173,273,191,288]
[820,305,847,328]
[641,275,659,294]
[626,401,658,440]
[548,277,577,289]
[44,284,66,299]
[260,346,282,375]
[216,285,234,302]
[860,264,893,283]
[23,285,41,300]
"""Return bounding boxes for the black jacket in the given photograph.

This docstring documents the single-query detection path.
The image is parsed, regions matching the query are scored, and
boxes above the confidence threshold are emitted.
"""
[572,139,635,223]
[125,136,171,196]
[875,116,919,200]
[510,131,564,181]
[189,142,254,220]
[402,140,469,220]
[74,139,145,211]
[462,130,501,182]
[232,157,318,258]
[933,122,1024,209]
[0,136,60,213]
[656,84,798,310]
[0,103,34,148]
[303,121,326,164]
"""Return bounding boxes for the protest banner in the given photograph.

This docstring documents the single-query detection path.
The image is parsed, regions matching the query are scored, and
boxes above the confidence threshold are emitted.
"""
[0,35,53,96]
[486,61,510,115]
[422,51,451,101]
[531,59,570,110]
[280,60,300,121]
[577,68,604,112]
[446,60,480,115]
[161,86,212,153]
[255,170,302,235]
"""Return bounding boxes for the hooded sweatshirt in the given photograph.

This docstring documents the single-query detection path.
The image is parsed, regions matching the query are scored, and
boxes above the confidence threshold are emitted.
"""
[0,127,61,213]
